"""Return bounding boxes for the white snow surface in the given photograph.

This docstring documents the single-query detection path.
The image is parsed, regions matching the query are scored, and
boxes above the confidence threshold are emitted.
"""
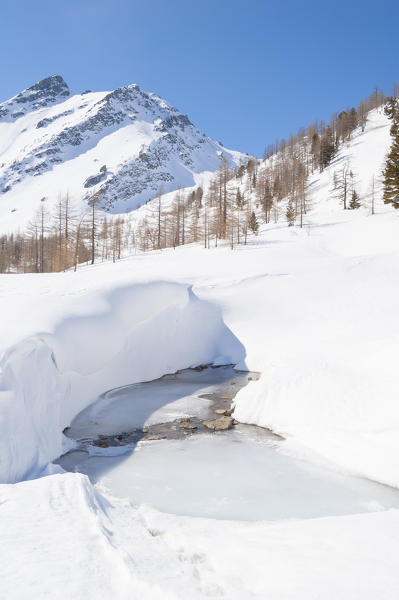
[2,472,399,600]
[1,107,399,597]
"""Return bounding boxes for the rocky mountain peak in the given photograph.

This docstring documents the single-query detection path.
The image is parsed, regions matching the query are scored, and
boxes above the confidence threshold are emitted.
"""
[0,75,70,120]
[0,77,244,225]
[15,74,69,106]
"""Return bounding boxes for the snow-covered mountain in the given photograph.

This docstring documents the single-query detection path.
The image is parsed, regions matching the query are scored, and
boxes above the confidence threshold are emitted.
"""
[0,75,245,232]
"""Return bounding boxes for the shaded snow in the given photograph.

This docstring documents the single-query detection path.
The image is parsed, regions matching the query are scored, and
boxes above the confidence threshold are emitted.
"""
[0,283,243,483]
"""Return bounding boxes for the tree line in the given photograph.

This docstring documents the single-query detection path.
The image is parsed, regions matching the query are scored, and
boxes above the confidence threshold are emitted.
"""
[0,85,395,273]
[383,92,399,208]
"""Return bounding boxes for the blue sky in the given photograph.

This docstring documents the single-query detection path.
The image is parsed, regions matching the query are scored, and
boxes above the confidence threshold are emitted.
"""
[1,0,398,156]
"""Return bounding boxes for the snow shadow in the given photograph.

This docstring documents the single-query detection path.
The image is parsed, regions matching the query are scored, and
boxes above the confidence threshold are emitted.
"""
[0,280,246,483]
[59,365,251,485]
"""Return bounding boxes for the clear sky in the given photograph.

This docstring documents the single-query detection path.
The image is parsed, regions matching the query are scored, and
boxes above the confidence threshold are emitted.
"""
[1,0,398,156]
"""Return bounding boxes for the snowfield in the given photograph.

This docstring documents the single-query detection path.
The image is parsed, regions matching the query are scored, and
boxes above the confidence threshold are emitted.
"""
[1,108,399,597]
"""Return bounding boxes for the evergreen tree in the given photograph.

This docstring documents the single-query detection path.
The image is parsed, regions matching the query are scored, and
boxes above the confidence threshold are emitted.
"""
[259,179,273,222]
[347,107,358,135]
[248,211,259,235]
[319,126,336,170]
[383,98,399,208]
[236,187,244,210]
[310,132,320,171]
[349,189,361,209]
[286,198,295,226]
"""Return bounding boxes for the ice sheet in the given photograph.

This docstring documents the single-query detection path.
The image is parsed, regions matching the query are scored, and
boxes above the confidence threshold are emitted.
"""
[60,425,399,521]
[67,366,250,438]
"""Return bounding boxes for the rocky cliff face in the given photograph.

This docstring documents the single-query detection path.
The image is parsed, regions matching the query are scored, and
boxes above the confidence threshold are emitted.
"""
[0,76,244,230]
[0,75,70,120]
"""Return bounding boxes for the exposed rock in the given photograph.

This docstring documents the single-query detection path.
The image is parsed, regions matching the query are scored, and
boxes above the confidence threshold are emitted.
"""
[36,109,74,129]
[154,114,192,133]
[203,416,234,431]
[214,409,226,415]
[0,75,69,124]
[84,170,107,188]
[142,433,166,441]
[15,75,69,107]
[177,418,198,430]
[93,440,109,448]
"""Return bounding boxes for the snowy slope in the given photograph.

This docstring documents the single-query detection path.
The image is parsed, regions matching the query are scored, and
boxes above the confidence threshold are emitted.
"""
[1,107,399,598]
[0,75,245,234]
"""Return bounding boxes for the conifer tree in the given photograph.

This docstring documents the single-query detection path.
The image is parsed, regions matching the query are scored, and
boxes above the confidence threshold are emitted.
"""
[319,126,336,170]
[236,187,244,209]
[383,98,399,208]
[349,189,361,209]
[286,198,295,226]
[248,211,259,235]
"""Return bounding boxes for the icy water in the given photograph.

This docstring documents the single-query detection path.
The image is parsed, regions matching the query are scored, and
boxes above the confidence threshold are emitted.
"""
[57,366,399,522]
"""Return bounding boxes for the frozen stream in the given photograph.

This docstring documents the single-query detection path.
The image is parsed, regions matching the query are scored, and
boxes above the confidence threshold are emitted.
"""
[57,366,399,521]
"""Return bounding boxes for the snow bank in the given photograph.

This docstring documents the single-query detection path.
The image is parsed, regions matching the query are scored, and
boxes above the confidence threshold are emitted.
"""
[140,503,399,599]
[2,471,399,599]
[0,473,212,600]
[0,282,244,483]
[232,110,399,487]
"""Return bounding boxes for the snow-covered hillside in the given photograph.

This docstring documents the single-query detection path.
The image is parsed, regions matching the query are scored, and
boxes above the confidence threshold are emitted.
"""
[1,106,399,598]
[0,75,245,234]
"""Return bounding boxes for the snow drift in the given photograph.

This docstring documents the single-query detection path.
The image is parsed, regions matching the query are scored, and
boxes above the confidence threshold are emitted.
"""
[0,282,244,483]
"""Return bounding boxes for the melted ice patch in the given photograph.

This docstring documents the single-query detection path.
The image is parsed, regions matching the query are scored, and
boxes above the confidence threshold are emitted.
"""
[66,366,250,438]
[59,425,399,521]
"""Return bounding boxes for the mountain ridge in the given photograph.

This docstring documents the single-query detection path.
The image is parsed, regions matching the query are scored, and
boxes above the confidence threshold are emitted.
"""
[0,75,245,233]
